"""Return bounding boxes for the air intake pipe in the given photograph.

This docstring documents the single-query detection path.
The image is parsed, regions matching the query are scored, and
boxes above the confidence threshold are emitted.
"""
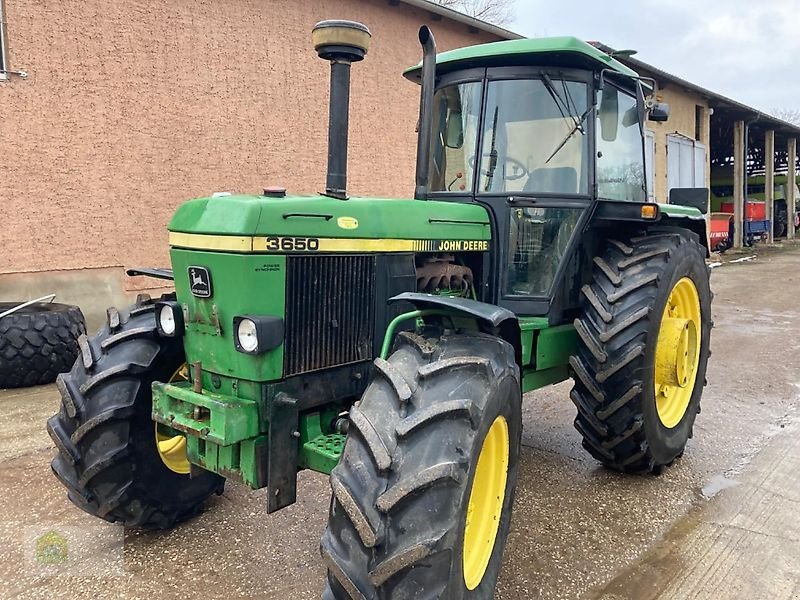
[414,26,437,200]
[312,20,371,200]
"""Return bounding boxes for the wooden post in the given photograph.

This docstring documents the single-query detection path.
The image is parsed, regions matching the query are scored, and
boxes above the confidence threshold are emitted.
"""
[765,130,775,243]
[789,137,797,241]
[733,120,745,248]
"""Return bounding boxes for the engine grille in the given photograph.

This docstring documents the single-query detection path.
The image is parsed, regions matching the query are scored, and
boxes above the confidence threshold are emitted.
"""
[284,255,376,376]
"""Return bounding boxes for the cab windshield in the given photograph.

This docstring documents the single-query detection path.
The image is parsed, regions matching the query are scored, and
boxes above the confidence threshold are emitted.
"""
[428,77,590,195]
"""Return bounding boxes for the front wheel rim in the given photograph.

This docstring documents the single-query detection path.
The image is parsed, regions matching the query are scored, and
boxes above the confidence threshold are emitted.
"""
[462,415,509,590]
[155,364,191,475]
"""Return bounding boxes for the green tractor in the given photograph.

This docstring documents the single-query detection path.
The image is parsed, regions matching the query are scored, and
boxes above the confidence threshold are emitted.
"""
[48,20,711,598]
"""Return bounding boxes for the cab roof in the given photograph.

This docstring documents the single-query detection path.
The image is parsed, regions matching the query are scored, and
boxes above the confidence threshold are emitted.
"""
[403,36,639,81]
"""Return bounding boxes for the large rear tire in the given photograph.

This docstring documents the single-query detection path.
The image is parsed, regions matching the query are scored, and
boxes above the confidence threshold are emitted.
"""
[321,330,521,599]
[48,294,224,528]
[571,229,711,473]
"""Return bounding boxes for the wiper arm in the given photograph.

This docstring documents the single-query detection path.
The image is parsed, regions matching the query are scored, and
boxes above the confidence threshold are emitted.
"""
[541,74,570,123]
[542,73,581,131]
[544,106,591,165]
[561,78,584,134]
[484,106,500,192]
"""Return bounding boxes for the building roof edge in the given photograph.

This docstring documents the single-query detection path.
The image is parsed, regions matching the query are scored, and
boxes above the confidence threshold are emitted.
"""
[398,0,523,40]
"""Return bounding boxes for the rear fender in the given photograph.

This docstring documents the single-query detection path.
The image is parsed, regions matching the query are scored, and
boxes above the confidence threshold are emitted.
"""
[658,214,710,256]
[589,201,710,256]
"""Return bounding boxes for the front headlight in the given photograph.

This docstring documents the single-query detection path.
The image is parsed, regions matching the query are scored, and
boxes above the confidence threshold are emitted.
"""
[233,315,284,355]
[155,301,183,337]
[236,318,259,353]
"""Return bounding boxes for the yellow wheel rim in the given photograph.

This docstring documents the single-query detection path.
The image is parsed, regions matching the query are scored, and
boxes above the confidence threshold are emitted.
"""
[463,416,509,590]
[155,364,191,475]
[654,277,702,428]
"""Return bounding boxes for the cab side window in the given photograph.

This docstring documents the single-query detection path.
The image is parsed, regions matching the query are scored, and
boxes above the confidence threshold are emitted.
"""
[596,85,646,202]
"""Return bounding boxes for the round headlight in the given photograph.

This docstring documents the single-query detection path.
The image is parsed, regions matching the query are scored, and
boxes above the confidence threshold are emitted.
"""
[237,318,259,353]
[159,304,176,335]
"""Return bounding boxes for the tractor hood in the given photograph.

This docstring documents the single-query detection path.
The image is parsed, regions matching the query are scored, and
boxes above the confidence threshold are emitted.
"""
[168,194,492,248]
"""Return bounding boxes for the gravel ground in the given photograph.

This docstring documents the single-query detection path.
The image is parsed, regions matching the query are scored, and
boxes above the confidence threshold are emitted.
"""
[0,243,798,599]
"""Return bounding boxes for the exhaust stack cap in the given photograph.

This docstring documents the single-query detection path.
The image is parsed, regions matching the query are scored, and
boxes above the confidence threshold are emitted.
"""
[312,20,371,62]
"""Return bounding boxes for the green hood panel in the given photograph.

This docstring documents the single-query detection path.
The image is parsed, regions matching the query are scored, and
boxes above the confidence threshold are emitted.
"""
[168,194,491,241]
[167,195,265,236]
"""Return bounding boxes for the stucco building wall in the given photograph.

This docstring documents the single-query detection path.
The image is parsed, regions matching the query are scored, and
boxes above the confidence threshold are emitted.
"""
[0,0,498,323]
[646,83,711,202]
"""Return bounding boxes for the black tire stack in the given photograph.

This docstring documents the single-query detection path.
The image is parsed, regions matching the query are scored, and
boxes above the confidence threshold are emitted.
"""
[0,302,86,389]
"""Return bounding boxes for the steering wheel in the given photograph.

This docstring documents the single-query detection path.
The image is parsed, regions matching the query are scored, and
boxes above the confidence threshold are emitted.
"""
[468,154,529,181]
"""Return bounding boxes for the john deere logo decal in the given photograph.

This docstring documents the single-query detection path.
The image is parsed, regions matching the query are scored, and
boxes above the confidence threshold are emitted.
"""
[188,266,212,298]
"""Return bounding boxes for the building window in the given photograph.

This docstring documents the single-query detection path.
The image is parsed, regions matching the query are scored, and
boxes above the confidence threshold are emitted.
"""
[695,105,704,141]
[667,134,706,192]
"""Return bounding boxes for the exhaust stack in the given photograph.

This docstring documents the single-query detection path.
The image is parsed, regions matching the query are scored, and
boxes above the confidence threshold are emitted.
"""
[312,20,371,200]
[414,26,436,200]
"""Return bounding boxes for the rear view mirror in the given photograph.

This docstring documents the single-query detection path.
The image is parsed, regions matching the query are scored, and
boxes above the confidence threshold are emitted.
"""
[599,86,619,141]
[622,105,639,128]
[669,187,709,214]
[445,111,464,149]
[649,102,670,122]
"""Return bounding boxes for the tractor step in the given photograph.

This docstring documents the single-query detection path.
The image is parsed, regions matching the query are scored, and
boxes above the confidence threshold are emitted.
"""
[300,433,346,474]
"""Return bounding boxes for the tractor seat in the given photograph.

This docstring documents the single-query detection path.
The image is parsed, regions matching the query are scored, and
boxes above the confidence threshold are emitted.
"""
[523,167,578,194]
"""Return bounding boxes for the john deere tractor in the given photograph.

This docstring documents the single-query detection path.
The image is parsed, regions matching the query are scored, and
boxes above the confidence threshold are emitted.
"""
[49,20,711,599]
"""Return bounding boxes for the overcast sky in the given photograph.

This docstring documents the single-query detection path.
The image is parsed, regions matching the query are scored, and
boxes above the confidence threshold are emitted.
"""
[511,0,800,114]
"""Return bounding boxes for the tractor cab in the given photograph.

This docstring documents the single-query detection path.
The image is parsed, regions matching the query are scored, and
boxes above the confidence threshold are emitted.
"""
[406,36,665,201]
[406,36,672,316]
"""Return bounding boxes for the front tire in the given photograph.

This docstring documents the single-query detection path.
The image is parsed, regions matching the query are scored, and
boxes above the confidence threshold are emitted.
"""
[322,330,521,599]
[571,229,712,473]
[48,294,224,528]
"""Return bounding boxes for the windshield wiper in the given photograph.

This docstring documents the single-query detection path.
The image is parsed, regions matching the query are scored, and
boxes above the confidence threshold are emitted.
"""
[544,106,591,165]
[484,106,500,192]
[542,73,581,131]
[541,74,570,123]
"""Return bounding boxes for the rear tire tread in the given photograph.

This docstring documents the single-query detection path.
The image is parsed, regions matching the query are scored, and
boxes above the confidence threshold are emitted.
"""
[571,230,710,473]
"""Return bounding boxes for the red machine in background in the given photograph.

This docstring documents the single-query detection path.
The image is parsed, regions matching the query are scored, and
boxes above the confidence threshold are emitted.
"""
[710,200,770,251]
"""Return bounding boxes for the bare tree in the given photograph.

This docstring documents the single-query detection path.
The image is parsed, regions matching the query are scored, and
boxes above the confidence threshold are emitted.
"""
[770,108,800,126]
[431,0,517,26]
